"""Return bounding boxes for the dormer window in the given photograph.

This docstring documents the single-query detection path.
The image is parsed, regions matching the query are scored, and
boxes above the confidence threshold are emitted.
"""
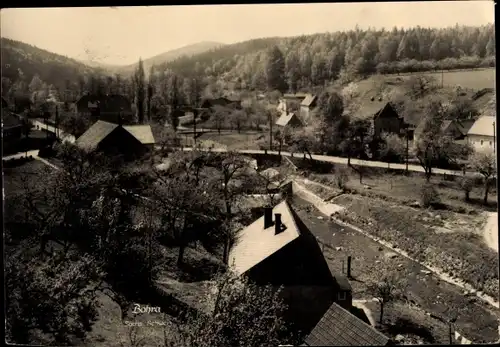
[338,291,347,301]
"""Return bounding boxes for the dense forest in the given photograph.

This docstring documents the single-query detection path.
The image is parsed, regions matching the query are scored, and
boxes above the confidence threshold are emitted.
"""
[162,24,495,92]
[1,24,495,121]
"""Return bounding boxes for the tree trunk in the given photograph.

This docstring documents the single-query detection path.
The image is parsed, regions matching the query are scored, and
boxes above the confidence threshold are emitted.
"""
[177,245,185,266]
[379,302,384,324]
[425,166,432,182]
[465,191,470,202]
[484,179,490,205]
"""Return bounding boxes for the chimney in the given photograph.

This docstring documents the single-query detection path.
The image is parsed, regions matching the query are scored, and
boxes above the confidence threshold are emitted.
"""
[264,207,273,229]
[274,213,282,235]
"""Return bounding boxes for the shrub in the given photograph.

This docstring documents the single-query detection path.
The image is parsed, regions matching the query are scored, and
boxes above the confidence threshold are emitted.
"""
[458,176,474,202]
[420,183,440,208]
[335,167,350,191]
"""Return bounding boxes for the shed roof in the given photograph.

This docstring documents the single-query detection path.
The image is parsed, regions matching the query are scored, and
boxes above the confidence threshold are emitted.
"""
[228,200,302,275]
[276,112,302,127]
[304,303,390,346]
[123,125,155,145]
[301,94,317,107]
[467,115,496,137]
[75,120,119,150]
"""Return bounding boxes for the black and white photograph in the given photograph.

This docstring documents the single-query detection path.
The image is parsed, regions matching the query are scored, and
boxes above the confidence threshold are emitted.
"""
[1,2,498,346]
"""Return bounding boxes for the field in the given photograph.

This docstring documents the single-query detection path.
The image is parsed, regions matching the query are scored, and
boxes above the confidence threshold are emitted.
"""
[198,131,266,150]
[290,196,500,343]
[400,68,496,90]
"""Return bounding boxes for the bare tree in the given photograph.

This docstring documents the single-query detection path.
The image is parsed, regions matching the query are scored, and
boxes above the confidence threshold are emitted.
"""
[367,273,407,324]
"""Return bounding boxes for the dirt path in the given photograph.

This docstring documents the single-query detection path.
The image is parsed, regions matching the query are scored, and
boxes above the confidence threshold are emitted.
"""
[483,212,498,252]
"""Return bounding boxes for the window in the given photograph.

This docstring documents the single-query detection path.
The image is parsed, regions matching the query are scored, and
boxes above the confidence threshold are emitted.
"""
[337,291,347,301]
[490,141,493,146]
[481,140,484,146]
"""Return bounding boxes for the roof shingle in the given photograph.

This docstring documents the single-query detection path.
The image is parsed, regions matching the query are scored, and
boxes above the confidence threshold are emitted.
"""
[228,200,302,275]
[75,120,118,150]
[123,125,155,145]
[276,112,302,127]
[304,303,390,346]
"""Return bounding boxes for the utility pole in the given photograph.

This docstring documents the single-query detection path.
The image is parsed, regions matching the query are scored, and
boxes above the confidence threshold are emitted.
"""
[405,127,409,174]
[193,109,197,146]
[269,112,273,151]
[441,70,444,88]
[493,121,496,156]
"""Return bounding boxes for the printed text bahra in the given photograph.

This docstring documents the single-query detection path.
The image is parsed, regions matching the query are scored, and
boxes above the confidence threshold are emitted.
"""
[133,304,161,314]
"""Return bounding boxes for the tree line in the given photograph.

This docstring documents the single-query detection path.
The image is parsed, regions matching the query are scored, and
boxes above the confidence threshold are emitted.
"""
[162,24,495,92]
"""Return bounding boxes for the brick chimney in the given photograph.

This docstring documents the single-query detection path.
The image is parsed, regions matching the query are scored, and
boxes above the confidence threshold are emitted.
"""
[275,213,283,235]
[264,207,273,229]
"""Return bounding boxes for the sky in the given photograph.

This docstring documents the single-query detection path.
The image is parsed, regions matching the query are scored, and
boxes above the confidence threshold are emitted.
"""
[0,2,495,66]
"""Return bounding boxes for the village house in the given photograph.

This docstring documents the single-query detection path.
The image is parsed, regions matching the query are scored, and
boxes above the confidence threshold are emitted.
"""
[75,120,155,160]
[299,94,317,124]
[467,115,496,152]
[356,96,407,139]
[200,97,242,110]
[275,111,303,128]
[277,93,308,114]
[74,94,134,124]
[228,200,353,334]
[303,302,392,346]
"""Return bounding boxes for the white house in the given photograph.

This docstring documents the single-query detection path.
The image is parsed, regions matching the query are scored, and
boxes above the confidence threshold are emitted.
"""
[467,115,496,152]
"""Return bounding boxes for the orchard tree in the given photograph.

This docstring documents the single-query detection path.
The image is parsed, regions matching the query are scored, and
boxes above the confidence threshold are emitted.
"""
[163,270,295,347]
[469,149,497,204]
[367,273,407,324]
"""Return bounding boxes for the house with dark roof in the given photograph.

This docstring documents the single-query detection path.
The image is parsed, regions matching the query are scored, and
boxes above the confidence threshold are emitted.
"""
[466,115,496,152]
[356,97,406,139]
[299,94,318,123]
[75,94,134,124]
[276,111,303,128]
[200,97,241,110]
[229,200,352,334]
[75,120,155,160]
[303,302,391,346]
[440,119,476,141]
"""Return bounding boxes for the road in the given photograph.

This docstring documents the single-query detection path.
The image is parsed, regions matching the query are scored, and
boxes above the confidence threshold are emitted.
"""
[2,150,61,170]
[174,146,479,178]
[33,120,76,143]
[30,121,480,178]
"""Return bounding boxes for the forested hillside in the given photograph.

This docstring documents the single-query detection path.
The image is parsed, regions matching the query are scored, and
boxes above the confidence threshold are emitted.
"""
[1,38,106,95]
[162,24,495,92]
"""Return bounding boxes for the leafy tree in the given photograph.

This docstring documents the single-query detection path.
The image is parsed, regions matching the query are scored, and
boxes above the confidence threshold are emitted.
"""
[212,105,231,134]
[59,112,92,138]
[405,75,437,100]
[163,270,294,347]
[285,51,301,93]
[265,46,287,93]
[230,109,248,133]
[459,175,474,202]
[469,149,496,204]
[378,133,405,163]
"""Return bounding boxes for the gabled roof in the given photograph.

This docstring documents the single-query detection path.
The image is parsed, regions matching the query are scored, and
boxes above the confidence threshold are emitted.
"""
[228,200,302,275]
[304,303,390,346]
[276,111,302,127]
[467,115,496,137]
[456,119,475,135]
[123,125,155,145]
[75,120,119,150]
[301,94,317,107]
[2,112,23,128]
[441,120,454,132]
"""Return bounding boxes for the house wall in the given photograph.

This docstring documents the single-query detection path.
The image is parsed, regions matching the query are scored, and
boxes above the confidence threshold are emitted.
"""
[373,106,403,138]
[467,134,495,152]
[279,284,336,334]
[98,127,146,160]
